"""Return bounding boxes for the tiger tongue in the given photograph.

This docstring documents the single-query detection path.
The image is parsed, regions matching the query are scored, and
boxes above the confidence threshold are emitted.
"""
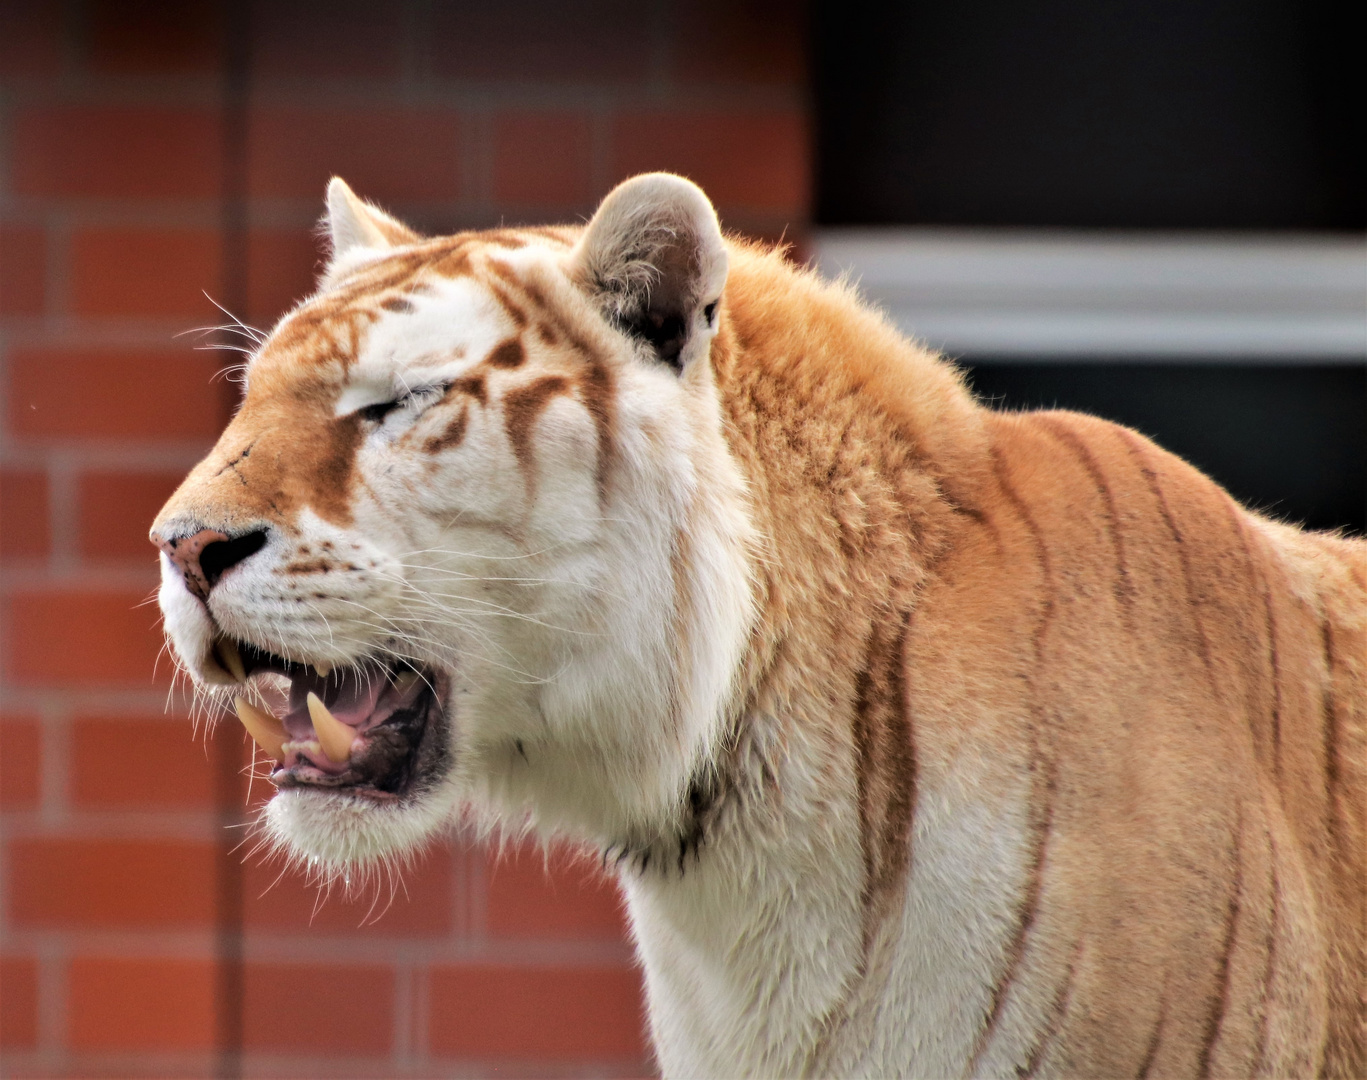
[284,667,387,739]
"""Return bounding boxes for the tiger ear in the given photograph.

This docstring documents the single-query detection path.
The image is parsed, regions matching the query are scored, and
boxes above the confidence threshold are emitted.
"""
[572,173,729,372]
[323,177,419,278]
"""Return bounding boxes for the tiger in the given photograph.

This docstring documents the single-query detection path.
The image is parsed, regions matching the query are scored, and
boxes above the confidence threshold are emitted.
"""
[151,172,1366,1078]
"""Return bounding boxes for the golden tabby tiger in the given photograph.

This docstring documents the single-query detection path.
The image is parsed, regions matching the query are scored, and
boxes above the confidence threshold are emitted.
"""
[152,173,1365,1078]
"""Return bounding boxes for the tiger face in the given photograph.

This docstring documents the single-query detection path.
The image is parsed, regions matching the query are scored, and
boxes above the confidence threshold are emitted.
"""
[151,174,755,869]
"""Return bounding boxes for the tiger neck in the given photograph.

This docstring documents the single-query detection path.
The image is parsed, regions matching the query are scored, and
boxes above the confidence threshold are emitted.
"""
[607,256,988,1072]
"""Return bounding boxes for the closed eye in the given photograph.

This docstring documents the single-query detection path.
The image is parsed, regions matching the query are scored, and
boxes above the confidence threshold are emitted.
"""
[358,384,448,426]
[359,400,402,424]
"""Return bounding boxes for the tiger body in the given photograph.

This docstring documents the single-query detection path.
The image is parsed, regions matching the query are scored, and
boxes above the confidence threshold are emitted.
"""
[152,174,1365,1078]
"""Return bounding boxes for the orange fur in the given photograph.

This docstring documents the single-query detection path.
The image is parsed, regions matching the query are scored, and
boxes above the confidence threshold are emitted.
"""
[153,183,1365,1078]
[715,243,1365,1077]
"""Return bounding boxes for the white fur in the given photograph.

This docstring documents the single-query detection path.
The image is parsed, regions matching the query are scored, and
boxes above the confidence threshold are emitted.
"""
[156,176,1032,1078]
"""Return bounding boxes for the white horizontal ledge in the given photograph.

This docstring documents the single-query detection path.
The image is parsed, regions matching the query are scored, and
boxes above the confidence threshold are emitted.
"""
[812,229,1367,360]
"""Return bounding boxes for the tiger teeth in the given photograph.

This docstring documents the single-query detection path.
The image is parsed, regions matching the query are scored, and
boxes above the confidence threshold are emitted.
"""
[216,637,247,683]
[234,698,287,762]
[314,661,332,677]
[306,692,355,764]
[393,671,419,694]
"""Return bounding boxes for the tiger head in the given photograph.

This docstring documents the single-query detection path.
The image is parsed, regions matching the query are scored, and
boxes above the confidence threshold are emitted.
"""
[151,173,756,872]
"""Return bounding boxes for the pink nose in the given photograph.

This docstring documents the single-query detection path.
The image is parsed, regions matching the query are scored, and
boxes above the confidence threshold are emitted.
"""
[152,527,267,601]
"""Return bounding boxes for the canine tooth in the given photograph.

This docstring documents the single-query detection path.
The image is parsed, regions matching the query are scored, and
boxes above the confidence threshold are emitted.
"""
[393,671,419,694]
[217,638,247,683]
[314,661,332,677]
[235,698,287,762]
[306,692,355,764]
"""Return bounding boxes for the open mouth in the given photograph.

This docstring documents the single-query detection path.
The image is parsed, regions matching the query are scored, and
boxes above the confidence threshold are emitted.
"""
[216,638,448,801]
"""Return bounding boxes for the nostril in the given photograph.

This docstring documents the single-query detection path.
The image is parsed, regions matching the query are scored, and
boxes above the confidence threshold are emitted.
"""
[199,530,268,589]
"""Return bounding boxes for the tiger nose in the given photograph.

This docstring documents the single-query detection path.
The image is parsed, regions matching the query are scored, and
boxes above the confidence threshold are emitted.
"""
[152,527,269,602]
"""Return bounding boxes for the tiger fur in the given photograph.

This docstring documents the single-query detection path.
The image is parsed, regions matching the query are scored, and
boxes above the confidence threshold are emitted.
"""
[152,173,1366,1078]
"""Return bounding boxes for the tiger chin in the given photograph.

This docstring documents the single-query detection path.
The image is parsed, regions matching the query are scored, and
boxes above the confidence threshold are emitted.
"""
[152,173,1365,1078]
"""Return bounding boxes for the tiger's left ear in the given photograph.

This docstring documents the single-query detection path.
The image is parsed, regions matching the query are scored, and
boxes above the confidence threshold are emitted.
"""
[571,173,728,372]
[322,177,420,282]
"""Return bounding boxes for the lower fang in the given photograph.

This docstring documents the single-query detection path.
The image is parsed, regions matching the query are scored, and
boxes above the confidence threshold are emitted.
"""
[306,692,356,764]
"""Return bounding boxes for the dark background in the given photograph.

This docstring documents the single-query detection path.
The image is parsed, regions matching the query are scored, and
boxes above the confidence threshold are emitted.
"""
[814,0,1365,534]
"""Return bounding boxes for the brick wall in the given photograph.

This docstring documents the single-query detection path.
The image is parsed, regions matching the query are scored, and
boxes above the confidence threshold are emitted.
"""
[0,1,810,1075]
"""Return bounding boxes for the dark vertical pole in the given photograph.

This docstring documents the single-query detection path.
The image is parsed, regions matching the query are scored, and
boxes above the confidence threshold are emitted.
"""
[215,2,250,1076]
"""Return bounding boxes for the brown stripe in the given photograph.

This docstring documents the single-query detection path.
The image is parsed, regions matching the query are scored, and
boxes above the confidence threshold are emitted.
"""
[851,606,918,955]
[489,267,618,500]
[576,356,617,500]
[486,282,529,330]
[1319,621,1343,855]
[518,224,578,246]
[1225,506,1284,779]
[503,376,571,495]
[965,443,1062,1074]
[1267,601,1285,783]
[1255,539,1285,783]
[1019,947,1080,1078]
[486,337,525,369]
[966,757,1058,1074]
[1196,820,1244,1079]
[484,262,531,328]
[1252,846,1281,1077]
[430,241,473,279]
[1117,429,1216,677]
[446,373,487,406]
[1038,416,1136,619]
[424,404,469,454]
[989,445,1055,656]
[473,228,529,250]
[380,295,415,314]
[1137,998,1167,1079]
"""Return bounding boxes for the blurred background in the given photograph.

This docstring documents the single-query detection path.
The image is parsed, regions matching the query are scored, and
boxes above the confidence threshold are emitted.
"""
[0,0,1361,1077]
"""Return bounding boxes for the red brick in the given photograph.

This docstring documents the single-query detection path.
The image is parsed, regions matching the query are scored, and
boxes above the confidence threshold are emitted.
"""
[69,956,214,1049]
[9,838,215,928]
[251,1,402,79]
[247,108,463,202]
[492,112,594,208]
[243,962,393,1053]
[0,225,45,315]
[11,107,223,199]
[429,965,647,1059]
[3,590,168,688]
[431,1,652,83]
[244,844,454,935]
[87,0,224,74]
[674,0,807,85]
[0,0,63,77]
[78,471,184,560]
[611,109,810,214]
[72,228,223,317]
[0,718,42,809]
[0,470,50,560]
[246,228,321,325]
[0,956,39,1048]
[7,348,223,442]
[485,845,627,941]
[71,717,214,809]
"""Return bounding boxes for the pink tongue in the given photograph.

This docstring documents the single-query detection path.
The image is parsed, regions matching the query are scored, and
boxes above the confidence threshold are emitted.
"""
[283,667,388,740]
